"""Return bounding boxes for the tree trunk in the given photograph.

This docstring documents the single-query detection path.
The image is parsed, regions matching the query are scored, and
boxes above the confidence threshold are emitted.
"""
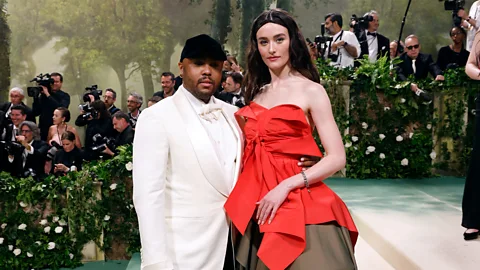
[277,0,292,13]
[158,38,176,73]
[112,65,127,111]
[140,63,154,99]
[240,0,265,66]
[211,0,232,45]
[0,1,11,100]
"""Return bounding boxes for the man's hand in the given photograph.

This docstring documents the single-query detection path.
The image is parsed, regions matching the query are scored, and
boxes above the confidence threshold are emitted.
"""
[54,163,69,173]
[298,156,320,171]
[88,94,95,103]
[458,9,467,20]
[102,146,115,156]
[332,40,345,52]
[435,75,445,81]
[231,63,241,73]
[410,83,419,92]
[308,42,319,60]
[41,86,50,97]
[15,135,26,145]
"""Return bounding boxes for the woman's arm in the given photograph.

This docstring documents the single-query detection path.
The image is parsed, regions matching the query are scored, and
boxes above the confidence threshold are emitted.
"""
[466,32,480,80]
[46,126,54,146]
[71,127,83,149]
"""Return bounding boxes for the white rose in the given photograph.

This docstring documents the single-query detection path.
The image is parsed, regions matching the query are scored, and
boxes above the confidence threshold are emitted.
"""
[430,151,437,160]
[8,245,13,251]
[0,237,4,244]
[40,219,48,226]
[47,242,56,250]
[379,134,385,140]
[70,165,77,172]
[365,150,370,155]
[367,146,376,152]
[104,215,111,221]
[110,183,117,190]
[13,248,21,256]
[58,220,67,226]
[362,122,368,129]
[352,136,359,142]
[69,253,74,259]
[396,135,403,142]
[129,204,134,209]
[344,142,352,148]
[400,98,406,103]
[427,124,432,130]
[384,107,390,111]
[379,153,385,159]
[53,216,59,223]
[19,201,28,208]
[1,223,6,229]
[401,158,409,166]
[44,226,51,233]
[125,162,133,171]
[35,241,41,245]
[409,132,414,139]
[27,252,33,258]
[55,226,63,234]
[18,224,27,230]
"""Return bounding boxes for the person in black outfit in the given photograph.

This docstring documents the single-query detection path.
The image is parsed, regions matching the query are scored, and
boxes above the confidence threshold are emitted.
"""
[101,111,134,157]
[217,72,246,108]
[104,88,120,115]
[0,87,36,125]
[355,10,390,64]
[153,72,176,99]
[75,100,113,159]
[32,72,70,141]
[7,121,49,179]
[52,131,84,177]
[437,27,469,71]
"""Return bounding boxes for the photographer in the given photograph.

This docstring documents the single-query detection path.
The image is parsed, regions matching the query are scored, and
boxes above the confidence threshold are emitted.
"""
[0,105,27,172]
[31,72,70,141]
[0,87,35,125]
[7,121,48,179]
[353,10,390,63]
[104,88,120,115]
[51,131,84,177]
[101,111,134,157]
[75,100,113,159]
[458,2,480,51]
[323,13,361,68]
[126,92,143,129]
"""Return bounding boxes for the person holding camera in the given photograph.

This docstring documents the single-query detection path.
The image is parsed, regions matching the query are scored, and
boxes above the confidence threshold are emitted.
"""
[51,131,84,177]
[355,10,390,63]
[0,105,28,173]
[458,2,480,51]
[0,87,36,125]
[104,88,120,116]
[7,121,48,179]
[32,72,70,141]
[75,100,113,159]
[101,111,134,157]
[323,13,361,68]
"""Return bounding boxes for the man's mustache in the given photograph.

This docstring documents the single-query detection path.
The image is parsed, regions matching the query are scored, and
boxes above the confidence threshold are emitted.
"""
[197,77,215,84]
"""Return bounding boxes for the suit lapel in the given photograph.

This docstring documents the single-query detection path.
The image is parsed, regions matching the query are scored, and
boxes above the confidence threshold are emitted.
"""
[173,89,230,197]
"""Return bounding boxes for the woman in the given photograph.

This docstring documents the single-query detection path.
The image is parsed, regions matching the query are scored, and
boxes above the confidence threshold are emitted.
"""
[52,131,84,177]
[224,9,357,270]
[436,27,469,71]
[462,31,480,240]
[47,107,82,148]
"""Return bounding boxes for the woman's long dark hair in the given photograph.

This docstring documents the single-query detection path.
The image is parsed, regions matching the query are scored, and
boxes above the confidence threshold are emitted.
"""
[91,100,111,119]
[244,9,320,103]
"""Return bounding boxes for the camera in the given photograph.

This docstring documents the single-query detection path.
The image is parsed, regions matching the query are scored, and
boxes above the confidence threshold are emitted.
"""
[27,73,54,98]
[46,141,63,161]
[0,140,24,156]
[308,23,333,59]
[83,85,102,103]
[350,14,373,34]
[78,103,99,121]
[440,0,466,27]
[24,168,37,178]
[90,133,116,153]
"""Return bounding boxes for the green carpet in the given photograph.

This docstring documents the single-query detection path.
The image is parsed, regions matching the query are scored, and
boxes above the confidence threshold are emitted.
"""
[65,260,129,270]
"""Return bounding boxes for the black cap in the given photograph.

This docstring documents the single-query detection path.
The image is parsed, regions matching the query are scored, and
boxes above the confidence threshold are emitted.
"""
[180,34,227,62]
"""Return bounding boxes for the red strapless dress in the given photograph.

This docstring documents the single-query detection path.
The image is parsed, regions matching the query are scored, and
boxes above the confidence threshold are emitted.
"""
[225,102,358,270]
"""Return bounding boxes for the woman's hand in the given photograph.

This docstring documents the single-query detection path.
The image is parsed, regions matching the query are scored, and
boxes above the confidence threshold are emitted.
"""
[256,182,292,225]
[54,163,69,173]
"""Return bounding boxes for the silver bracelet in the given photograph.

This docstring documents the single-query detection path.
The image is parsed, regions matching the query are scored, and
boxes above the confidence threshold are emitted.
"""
[301,171,311,193]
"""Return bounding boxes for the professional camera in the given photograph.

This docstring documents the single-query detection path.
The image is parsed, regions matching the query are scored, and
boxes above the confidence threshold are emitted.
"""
[440,0,466,26]
[90,133,116,153]
[308,23,333,59]
[46,141,63,161]
[27,73,54,98]
[83,85,102,103]
[350,14,373,34]
[78,103,99,121]
[0,140,24,156]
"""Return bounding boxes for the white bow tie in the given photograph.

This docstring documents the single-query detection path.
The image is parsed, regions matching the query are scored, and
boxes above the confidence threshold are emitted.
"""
[199,103,223,122]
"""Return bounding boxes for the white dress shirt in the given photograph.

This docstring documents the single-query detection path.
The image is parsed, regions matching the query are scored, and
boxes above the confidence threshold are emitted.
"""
[182,88,237,189]
[326,30,361,68]
[467,1,480,51]
[365,30,378,63]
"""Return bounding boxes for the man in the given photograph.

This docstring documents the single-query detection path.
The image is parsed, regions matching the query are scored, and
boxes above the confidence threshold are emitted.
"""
[1,105,27,142]
[458,3,480,51]
[32,72,70,140]
[355,10,390,63]
[153,72,176,99]
[0,87,36,125]
[102,111,134,157]
[324,13,361,68]
[126,92,143,129]
[133,34,315,270]
[217,72,245,108]
[389,40,404,59]
[147,96,162,108]
[104,88,120,115]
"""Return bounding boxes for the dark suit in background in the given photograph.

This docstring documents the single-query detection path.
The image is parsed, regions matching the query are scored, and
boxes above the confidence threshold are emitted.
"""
[395,53,443,81]
[8,140,49,178]
[356,31,390,63]
[0,102,36,124]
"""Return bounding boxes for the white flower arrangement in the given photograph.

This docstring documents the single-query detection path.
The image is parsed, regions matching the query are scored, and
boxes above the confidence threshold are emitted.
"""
[13,248,21,256]
[8,245,13,251]
[58,220,67,226]
[344,142,352,148]
[44,226,51,234]
[379,153,385,159]
[365,150,370,155]
[401,158,409,166]
[379,134,385,140]
[0,237,4,244]
[396,135,403,142]
[19,201,28,208]
[430,151,437,160]
[18,224,27,230]
[69,253,74,259]
[55,226,63,234]
[125,161,133,171]
[104,215,111,221]
[35,241,41,245]
[27,252,33,258]
[427,124,432,130]
[367,146,376,152]
[409,132,414,139]
[384,107,390,111]
[400,98,406,103]
[352,136,359,142]
[40,219,48,226]
[362,122,368,129]
[53,216,60,223]
[47,242,55,250]
[110,183,117,190]
[1,223,6,229]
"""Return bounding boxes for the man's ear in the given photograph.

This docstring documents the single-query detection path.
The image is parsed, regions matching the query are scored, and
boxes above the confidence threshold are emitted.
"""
[178,62,184,77]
